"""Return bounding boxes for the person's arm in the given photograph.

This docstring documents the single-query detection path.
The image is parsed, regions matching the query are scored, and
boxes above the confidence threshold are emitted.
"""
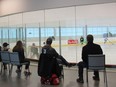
[98,45,103,54]
[82,47,88,63]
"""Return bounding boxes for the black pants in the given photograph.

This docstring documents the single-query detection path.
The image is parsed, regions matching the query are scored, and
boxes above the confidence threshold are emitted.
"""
[78,61,99,80]
[17,59,30,70]
[3,63,7,69]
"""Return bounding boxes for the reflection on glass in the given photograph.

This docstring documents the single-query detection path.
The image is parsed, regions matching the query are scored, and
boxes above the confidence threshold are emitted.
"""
[0,3,116,64]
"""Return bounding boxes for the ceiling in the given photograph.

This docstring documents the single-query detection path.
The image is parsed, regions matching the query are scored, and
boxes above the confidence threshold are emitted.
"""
[0,0,116,16]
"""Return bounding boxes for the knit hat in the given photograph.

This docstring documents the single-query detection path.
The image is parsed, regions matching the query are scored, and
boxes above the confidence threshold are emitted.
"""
[3,42,9,47]
[46,37,52,45]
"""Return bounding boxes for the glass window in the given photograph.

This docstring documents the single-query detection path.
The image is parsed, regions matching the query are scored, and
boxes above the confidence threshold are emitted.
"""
[76,27,83,36]
[41,28,54,37]
[60,28,76,36]
[27,28,39,37]
[109,26,116,34]
[88,26,107,35]
[3,28,8,39]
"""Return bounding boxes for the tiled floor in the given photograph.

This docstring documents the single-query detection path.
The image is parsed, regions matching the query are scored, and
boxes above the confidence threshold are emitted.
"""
[0,65,115,87]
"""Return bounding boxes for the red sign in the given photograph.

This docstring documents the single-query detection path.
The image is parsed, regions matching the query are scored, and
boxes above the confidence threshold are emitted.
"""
[68,40,78,44]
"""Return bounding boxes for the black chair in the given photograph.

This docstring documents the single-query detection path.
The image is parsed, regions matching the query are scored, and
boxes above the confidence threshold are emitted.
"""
[0,51,11,74]
[86,54,108,87]
[9,52,28,75]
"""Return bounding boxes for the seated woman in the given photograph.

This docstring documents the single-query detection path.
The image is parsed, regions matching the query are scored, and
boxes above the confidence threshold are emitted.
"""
[13,40,31,75]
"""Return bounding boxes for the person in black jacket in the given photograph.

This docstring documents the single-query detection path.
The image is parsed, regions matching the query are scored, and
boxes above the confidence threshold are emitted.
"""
[38,37,73,77]
[43,37,72,67]
[13,40,31,75]
[77,34,103,83]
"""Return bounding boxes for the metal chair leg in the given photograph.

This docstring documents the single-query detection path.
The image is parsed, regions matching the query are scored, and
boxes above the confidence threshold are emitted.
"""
[0,63,3,74]
[86,69,88,83]
[8,64,11,75]
[10,64,13,76]
[104,70,108,87]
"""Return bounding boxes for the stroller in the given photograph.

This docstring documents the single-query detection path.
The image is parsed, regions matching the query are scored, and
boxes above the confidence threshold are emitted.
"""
[38,53,64,85]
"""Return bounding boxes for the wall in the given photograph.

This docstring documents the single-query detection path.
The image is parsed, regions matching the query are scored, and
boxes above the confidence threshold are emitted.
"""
[76,3,116,26]
[0,0,116,16]
[1,3,116,27]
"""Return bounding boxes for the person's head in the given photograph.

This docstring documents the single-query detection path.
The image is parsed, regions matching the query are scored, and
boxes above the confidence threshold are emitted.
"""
[46,37,52,45]
[86,34,94,43]
[3,42,9,47]
[16,40,23,47]
[32,43,35,46]
[13,40,23,50]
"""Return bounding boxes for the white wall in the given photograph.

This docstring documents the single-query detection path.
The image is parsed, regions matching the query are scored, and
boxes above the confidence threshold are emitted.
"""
[23,11,44,27]
[9,14,23,27]
[1,3,116,27]
[76,3,116,26]
[0,17,8,27]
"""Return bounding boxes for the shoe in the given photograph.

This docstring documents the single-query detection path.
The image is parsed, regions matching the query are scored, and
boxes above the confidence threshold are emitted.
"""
[24,71,32,76]
[67,63,76,68]
[93,76,100,81]
[76,78,84,83]
[16,69,21,73]
[67,64,72,67]
[72,63,76,66]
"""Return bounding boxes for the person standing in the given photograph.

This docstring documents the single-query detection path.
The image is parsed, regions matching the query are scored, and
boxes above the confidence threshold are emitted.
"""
[80,36,84,45]
[77,34,103,83]
[31,43,39,59]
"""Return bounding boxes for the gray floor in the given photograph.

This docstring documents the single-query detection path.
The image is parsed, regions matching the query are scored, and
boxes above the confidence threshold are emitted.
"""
[0,65,115,87]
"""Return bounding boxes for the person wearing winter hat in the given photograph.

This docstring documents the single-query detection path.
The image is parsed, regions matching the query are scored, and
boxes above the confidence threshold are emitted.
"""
[42,37,73,67]
[2,42,10,70]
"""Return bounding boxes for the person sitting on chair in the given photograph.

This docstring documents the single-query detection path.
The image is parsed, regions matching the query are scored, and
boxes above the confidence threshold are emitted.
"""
[13,40,31,75]
[77,34,103,83]
[2,42,10,70]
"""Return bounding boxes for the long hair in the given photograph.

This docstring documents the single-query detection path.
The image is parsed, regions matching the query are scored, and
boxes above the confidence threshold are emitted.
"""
[13,40,24,51]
